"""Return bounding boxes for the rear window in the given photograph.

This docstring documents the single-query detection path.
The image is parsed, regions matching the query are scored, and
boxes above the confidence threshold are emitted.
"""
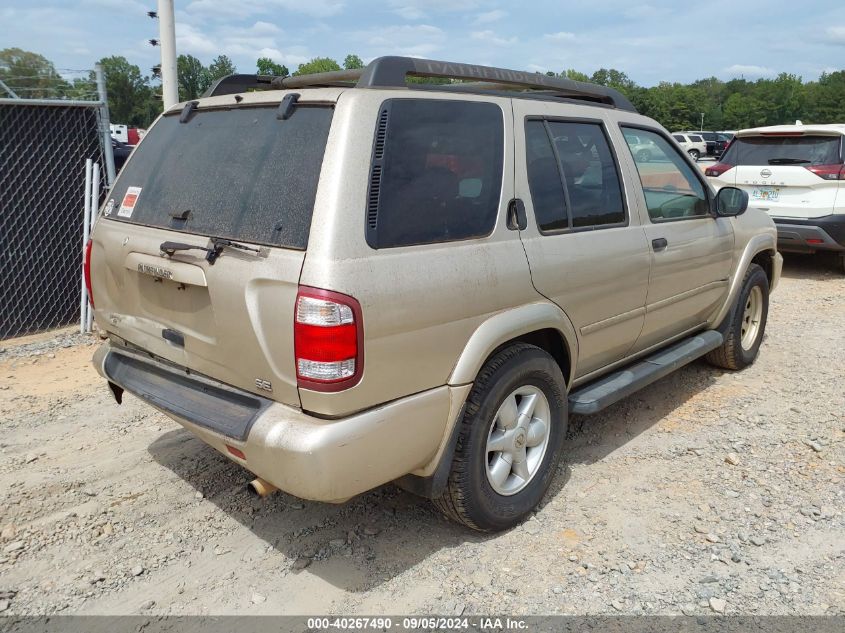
[722,135,843,167]
[105,104,334,250]
[367,99,504,249]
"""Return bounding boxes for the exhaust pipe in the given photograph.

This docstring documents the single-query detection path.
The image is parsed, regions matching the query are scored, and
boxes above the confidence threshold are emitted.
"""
[248,477,278,498]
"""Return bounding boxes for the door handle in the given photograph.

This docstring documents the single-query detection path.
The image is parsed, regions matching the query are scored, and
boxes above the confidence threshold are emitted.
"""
[506,198,527,231]
[652,237,668,251]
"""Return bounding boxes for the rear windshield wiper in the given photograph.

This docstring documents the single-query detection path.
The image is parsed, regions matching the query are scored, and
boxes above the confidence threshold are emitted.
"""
[767,158,811,165]
[160,237,266,265]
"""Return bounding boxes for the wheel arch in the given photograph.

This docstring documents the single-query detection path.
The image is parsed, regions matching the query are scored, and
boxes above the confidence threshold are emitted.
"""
[710,233,778,329]
[448,302,578,389]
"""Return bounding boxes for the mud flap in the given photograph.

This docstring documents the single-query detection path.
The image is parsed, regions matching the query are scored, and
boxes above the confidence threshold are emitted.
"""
[108,381,124,404]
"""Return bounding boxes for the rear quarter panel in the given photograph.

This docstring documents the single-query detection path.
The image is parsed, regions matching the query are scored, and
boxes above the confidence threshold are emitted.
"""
[299,90,540,417]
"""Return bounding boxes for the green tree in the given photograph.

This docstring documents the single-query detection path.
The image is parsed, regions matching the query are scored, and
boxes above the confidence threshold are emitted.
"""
[293,57,341,76]
[590,68,637,95]
[563,69,591,82]
[96,55,152,126]
[0,47,70,98]
[343,54,364,70]
[805,71,845,122]
[208,55,236,82]
[256,57,289,77]
[177,54,210,101]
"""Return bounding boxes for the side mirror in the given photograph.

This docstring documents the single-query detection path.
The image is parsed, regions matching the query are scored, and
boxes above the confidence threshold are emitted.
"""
[715,187,748,217]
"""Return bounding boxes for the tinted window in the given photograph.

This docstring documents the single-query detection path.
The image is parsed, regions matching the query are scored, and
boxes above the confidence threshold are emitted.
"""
[525,120,567,231]
[369,99,504,248]
[107,105,333,249]
[525,120,625,231]
[689,135,704,143]
[721,135,842,167]
[673,135,685,142]
[548,121,625,228]
[623,128,710,221]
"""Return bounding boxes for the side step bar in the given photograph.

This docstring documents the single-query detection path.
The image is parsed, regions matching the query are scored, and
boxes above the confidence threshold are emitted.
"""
[568,330,724,415]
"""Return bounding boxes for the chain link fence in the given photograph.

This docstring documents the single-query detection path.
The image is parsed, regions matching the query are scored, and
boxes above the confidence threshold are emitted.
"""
[0,92,112,339]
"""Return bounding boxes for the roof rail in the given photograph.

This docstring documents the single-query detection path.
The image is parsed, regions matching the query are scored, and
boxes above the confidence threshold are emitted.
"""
[204,56,637,112]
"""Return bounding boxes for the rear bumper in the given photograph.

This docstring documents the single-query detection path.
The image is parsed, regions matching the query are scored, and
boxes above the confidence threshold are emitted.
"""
[773,215,845,253]
[93,343,468,502]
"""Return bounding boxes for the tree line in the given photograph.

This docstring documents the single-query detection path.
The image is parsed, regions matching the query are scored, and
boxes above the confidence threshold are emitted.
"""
[2,47,843,131]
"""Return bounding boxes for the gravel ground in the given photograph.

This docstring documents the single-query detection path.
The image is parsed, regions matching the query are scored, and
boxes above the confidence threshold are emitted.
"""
[0,253,843,616]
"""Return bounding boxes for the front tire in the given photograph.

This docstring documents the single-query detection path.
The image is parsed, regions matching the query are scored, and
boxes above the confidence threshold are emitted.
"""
[432,344,567,532]
[706,263,769,370]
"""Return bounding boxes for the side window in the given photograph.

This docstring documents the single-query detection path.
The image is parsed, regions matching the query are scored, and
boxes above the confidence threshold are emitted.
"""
[524,119,626,232]
[547,121,625,228]
[525,120,567,231]
[368,99,504,248]
[672,134,686,143]
[622,127,710,221]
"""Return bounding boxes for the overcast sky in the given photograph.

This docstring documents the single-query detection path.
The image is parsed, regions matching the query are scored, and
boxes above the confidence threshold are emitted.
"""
[2,0,844,85]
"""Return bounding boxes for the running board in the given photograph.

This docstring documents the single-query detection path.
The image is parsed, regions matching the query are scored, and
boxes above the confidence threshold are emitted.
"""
[568,330,724,415]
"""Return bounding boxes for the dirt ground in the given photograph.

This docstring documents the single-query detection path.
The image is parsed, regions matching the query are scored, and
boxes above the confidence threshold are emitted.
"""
[0,253,843,616]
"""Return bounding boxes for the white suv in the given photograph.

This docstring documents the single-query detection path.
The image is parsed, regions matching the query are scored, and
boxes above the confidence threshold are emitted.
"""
[671,133,707,161]
[705,124,845,273]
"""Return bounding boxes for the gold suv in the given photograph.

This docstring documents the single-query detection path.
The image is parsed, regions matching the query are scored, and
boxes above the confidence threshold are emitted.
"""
[87,57,782,531]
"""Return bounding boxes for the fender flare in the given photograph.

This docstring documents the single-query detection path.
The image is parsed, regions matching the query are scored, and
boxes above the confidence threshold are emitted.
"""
[710,233,777,328]
[447,301,579,387]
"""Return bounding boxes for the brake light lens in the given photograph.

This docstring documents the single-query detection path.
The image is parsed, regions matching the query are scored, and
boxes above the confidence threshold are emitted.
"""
[804,164,845,181]
[294,287,363,391]
[83,239,94,308]
[705,163,733,177]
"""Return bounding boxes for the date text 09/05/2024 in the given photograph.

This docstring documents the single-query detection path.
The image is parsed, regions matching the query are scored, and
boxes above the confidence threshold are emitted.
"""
[306,617,529,630]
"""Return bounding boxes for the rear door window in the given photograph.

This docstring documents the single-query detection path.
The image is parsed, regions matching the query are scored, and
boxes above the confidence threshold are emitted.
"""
[367,99,504,248]
[106,105,334,250]
[721,135,842,166]
[524,119,625,231]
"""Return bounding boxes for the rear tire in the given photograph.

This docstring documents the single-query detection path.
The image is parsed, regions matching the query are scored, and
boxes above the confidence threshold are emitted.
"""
[706,263,769,370]
[637,149,651,163]
[432,344,567,532]
[688,149,700,161]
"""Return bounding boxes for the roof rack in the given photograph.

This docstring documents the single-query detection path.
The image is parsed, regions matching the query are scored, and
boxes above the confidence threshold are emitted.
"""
[203,56,637,112]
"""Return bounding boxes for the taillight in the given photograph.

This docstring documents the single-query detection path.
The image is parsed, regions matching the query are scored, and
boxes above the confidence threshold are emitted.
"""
[804,164,845,181]
[705,163,733,177]
[83,239,94,308]
[294,286,363,391]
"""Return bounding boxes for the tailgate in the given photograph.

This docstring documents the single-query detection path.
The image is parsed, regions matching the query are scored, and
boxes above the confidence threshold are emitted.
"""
[91,220,304,406]
[89,100,335,406]
[727,133,842,219]
[734,164,840,219]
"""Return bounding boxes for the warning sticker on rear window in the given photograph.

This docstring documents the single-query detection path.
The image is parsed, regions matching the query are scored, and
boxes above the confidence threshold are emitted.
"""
[117,187,142,218]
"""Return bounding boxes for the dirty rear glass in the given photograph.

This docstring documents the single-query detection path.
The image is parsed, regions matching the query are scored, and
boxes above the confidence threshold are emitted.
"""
[105,105,333,250]
[721,135,842,167]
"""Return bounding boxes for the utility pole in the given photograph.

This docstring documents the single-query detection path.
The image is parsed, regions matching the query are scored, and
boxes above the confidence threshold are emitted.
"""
[95,64,117,185]
[700,112,705,131]
[157,0,178,109]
